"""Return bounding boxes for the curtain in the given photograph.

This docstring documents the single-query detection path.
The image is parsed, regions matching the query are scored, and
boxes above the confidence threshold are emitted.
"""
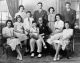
[6,0,19,19]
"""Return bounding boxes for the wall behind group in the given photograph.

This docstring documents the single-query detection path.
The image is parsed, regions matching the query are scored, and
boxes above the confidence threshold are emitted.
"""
[19,0,60,14]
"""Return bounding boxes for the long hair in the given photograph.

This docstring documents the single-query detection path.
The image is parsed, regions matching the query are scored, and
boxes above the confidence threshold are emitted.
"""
[16,15,23,23]
[6,20,14,27]
[55,14,63,22]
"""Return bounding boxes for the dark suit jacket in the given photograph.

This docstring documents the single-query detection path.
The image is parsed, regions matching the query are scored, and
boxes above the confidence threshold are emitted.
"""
[37,24,51,36]
[62,9,76,26]
[33,10,48,25]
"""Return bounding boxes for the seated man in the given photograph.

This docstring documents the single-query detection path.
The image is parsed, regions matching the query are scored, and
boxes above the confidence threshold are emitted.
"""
[37,17,51,48]
[47,21,73,61]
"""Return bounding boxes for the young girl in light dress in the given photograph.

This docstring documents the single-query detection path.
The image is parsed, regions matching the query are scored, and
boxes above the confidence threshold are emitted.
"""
[14,15,28,53]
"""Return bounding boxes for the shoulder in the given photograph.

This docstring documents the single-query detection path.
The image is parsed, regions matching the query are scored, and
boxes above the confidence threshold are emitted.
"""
[34,10,38,13]
[43,10,47,13]
[60,20,64,23]
[71,9,76,13]
[3,27,7,30]
[30,17,34,21]
[14,22,18,26]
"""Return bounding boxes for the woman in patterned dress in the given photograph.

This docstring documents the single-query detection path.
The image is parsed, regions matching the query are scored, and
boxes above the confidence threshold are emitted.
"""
[2,20,22,60]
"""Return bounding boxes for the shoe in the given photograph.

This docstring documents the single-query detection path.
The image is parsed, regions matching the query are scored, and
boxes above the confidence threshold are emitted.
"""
[37,54,42,58]
[53,57,57,61]
[17,55,19,59]
[57,55,60,60]
[31,53,34,57]
[25,49,29,53]
[43,45,47,49]
[18,57,22,61]
[17,55,22,61]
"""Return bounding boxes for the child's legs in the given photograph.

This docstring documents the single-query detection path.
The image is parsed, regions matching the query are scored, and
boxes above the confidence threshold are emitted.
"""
[30,38,36,52]
[36,39,42,53]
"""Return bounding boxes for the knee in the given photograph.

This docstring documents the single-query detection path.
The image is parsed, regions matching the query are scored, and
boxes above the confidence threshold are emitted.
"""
[36,39,42,45]
[30,38,35,44]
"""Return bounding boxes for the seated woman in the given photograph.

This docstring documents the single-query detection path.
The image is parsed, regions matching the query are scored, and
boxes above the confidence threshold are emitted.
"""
[30,21,43,58]
[47,21,73,61]
[14,15,28,53]
[2,20,22,60]
[53,14,64,34]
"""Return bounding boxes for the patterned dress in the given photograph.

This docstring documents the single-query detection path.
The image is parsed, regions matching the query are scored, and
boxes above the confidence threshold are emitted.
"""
[2,27,20,51]
[14,22,28,41]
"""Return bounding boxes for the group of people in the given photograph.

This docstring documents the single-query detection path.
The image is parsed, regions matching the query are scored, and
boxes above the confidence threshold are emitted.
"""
[2,1,76,61]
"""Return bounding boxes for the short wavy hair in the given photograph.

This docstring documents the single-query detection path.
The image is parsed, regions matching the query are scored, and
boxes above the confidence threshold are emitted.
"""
[48,7,55,12]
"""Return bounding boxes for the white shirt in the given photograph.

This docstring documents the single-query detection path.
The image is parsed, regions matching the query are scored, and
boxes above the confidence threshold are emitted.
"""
[23,17,34,30]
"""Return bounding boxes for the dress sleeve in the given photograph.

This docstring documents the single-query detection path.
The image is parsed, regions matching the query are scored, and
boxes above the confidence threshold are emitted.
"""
[2,28,6,35]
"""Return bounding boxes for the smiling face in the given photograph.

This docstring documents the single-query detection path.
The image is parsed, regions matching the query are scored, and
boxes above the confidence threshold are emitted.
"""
[65,4,71,9]
[65,23,69,29]
[37,3,42,9]
[50,8,54,14]
[56,15,60,21]
[38,17,43,24]
[19,7,24,12]
[26,12,31,18]
[32,22,37,27]
[17,17,21,23]
[7,21,11,28]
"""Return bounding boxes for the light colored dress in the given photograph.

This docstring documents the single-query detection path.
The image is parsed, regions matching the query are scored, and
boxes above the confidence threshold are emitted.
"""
[54,20,64,33]
[15,11,27,19]
[14,22,28,41]
[2,27,20,51]
[47,29,73,50]
[48,14,55,32]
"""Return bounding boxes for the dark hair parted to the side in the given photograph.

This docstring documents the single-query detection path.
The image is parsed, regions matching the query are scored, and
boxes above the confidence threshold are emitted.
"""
[48,7,55,12]
[6,20,14,27]
[65,2,71,5]
[65,21,70,27]
[55,14,63,21]
[19,5,24,10]
[32,21,37,24]
[16,15,23,23]
[26,11,32,17]
[37,2,43,5]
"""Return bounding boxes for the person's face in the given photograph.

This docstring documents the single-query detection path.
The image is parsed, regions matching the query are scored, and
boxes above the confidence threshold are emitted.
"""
[17,17,21,22]
[32,23,36,27]
[65,23,69,29]
[65,4,70,9]
[7,22,11,27]
[38,4,42,9]
[56,15,60,21]
[27,13,31,18]
[38,18,43,24]
[20,7,24,12]
[50,8,53,14]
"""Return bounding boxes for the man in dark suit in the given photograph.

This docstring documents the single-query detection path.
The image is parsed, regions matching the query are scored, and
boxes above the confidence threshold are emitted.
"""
[62,2,76,29]
[33,2,48,25]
